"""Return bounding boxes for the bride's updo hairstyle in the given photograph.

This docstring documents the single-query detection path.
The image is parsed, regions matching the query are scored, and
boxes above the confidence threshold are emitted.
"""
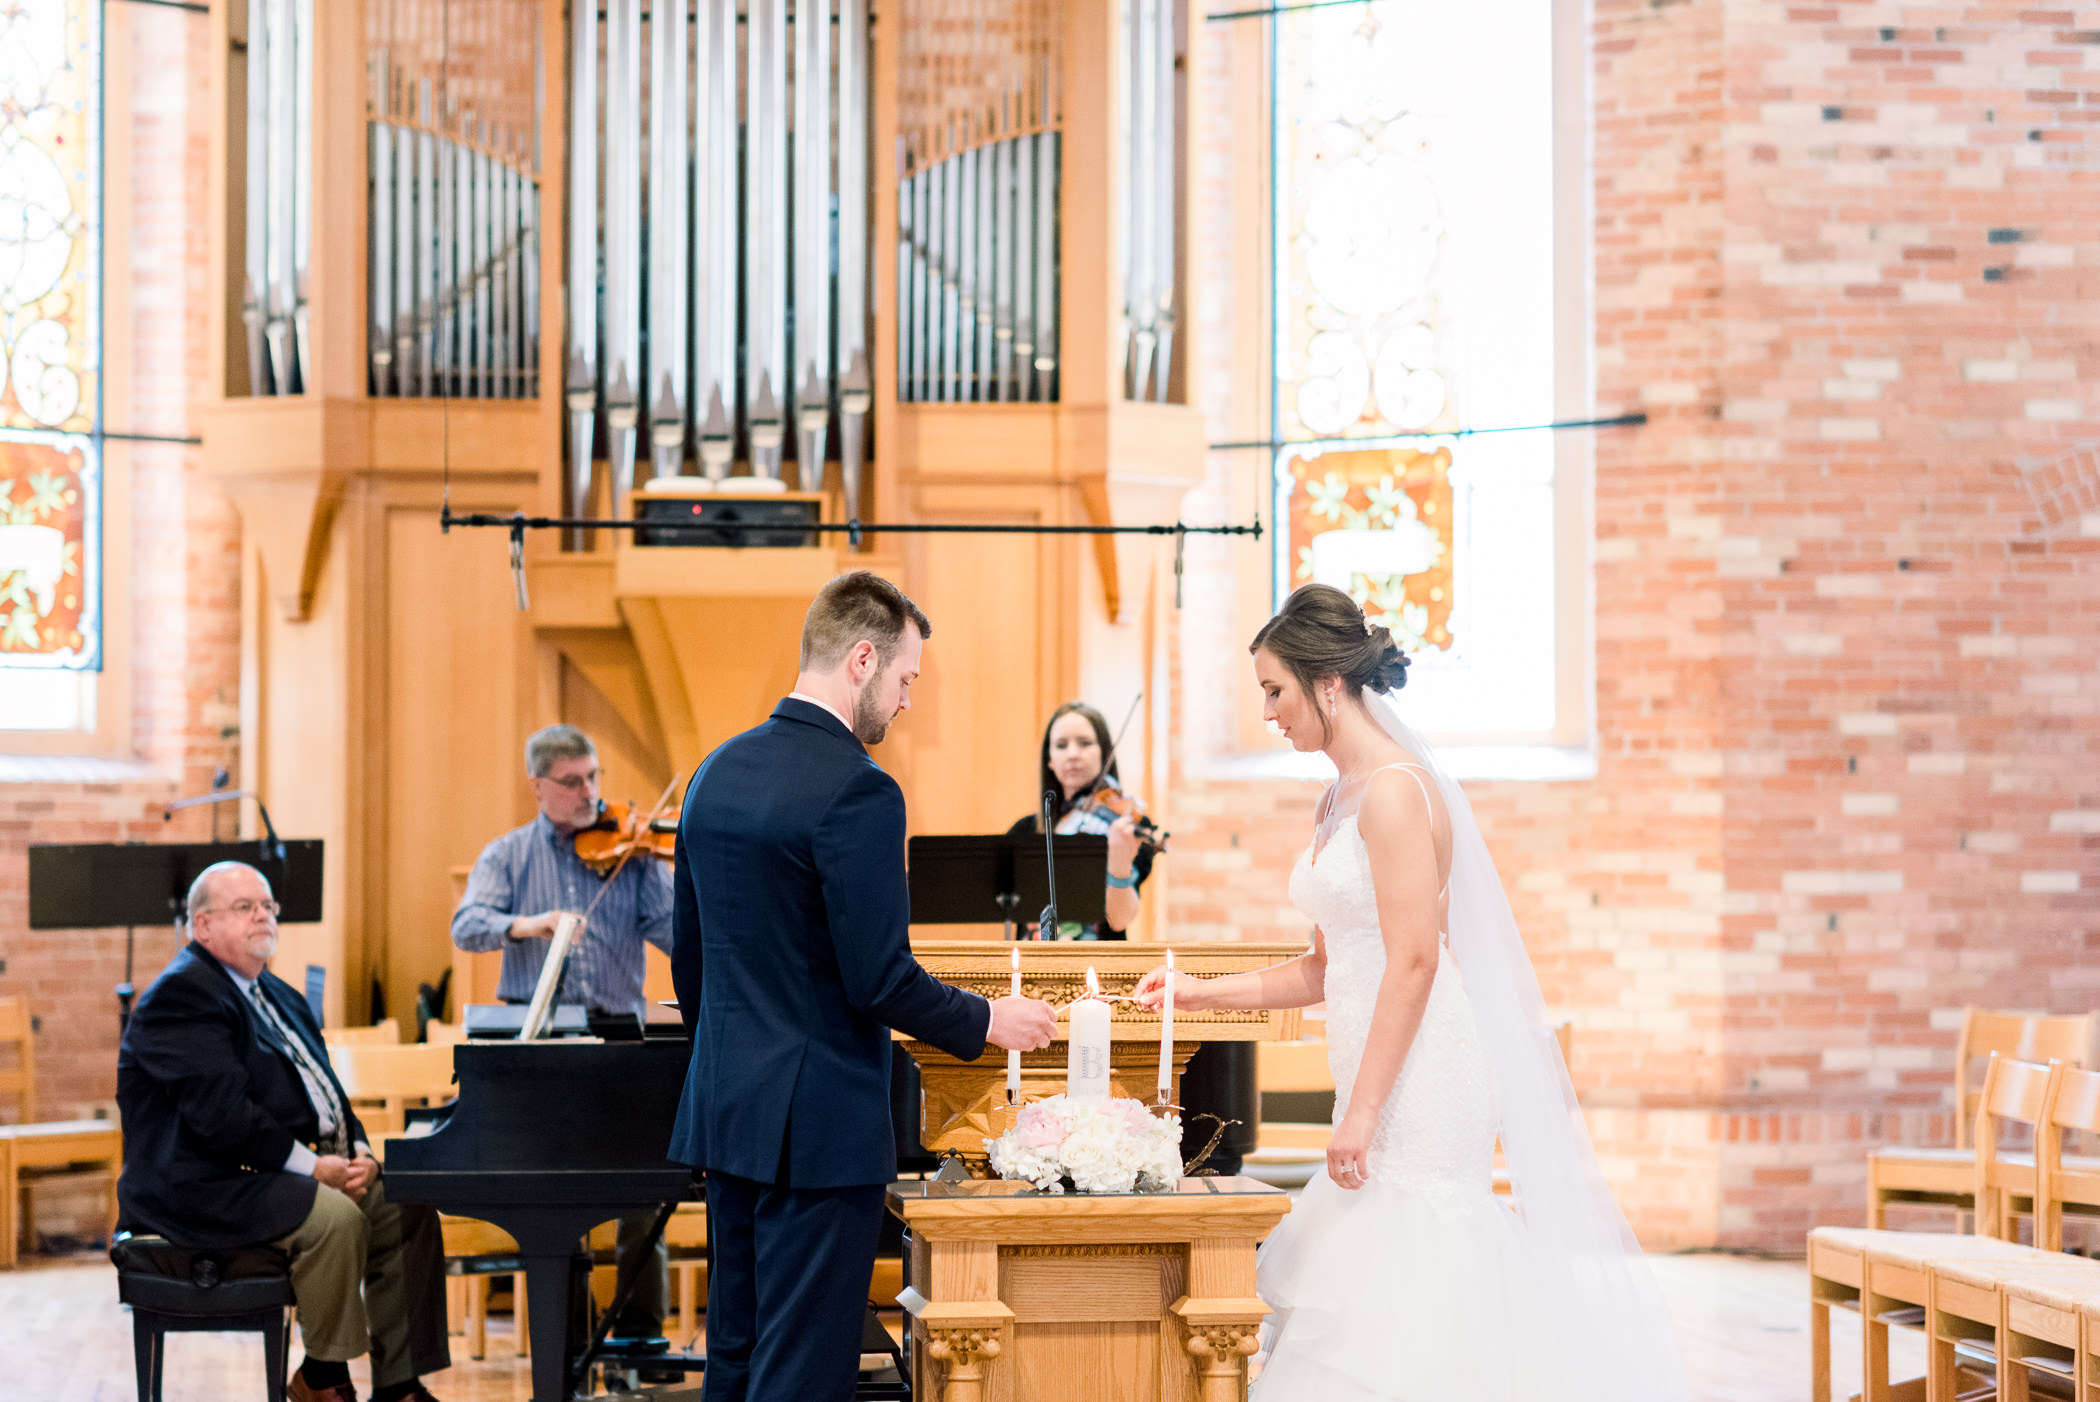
[1250,584,1409,743]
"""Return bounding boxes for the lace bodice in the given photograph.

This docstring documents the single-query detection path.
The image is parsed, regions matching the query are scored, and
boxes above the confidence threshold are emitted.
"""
[1288,812,1500,1198]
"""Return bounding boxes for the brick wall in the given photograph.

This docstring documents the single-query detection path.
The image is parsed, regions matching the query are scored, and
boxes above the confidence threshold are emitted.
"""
[1174,0,2100,1250]
[0,6,240,1192]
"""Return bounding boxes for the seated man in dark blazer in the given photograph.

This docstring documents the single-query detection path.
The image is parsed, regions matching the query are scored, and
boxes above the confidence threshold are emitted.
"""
[116,861,448,1402]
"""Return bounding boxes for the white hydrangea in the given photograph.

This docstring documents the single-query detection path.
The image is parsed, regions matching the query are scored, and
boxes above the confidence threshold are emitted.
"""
[985,1094,1183,1194]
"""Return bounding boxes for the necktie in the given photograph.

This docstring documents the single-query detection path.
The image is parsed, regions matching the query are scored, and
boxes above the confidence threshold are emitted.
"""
[248,985,349,1157]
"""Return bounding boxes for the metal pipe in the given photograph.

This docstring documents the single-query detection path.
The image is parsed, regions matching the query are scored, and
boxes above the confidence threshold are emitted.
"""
[417,82,437,397]
[1126,0,1156,400]
[1013,129,1035,401]
[693,0,736,482]
[565,0,599,543]
[837,0,870,458]
[897,165,915,403]
[291,0,313,390]
[1036,129,1058,399]
[794,0,832,490]
[263,0,293,393]
[942,154,961,402]
[990,135,1009,401]
[436,131,455,398]
[1151,0,1177,402]
[747,0,790,478]
[394,119,416,393]
[368,55,394,396]
[242,0,268,391]
[604,0,642,496]
[650,0,690,479]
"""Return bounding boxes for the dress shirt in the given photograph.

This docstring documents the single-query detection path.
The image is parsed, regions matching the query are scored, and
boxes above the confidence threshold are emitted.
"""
[450,813,675,1013]
[787,690,856,735]
[222,964,365,1175]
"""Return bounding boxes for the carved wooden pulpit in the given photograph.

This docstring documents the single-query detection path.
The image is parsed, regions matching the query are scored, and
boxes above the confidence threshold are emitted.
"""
[890,1177,1290,1402]
[892,943,1306,1402]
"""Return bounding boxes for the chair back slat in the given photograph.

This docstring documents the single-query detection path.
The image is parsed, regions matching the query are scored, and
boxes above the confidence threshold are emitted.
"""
[2052,1066,2100,1137]
[2039,1063,2100,1251]
[1974,1053,2065,1239]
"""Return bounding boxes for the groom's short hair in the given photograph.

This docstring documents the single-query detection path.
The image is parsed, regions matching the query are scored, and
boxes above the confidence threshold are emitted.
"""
[801,571,932,673]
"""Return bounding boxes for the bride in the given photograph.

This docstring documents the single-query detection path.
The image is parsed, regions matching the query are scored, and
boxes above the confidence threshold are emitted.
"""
[1133,584,1685,1401]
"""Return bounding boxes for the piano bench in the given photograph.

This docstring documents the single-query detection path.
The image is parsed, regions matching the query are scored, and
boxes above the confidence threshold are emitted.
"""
[110,1231,295,1402]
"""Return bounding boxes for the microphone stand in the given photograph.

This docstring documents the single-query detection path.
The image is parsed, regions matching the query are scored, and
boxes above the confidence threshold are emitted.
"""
[1037,789,1061,942]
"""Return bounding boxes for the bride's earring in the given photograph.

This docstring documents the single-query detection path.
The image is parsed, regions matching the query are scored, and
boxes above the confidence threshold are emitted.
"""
[1328,691,1338,717]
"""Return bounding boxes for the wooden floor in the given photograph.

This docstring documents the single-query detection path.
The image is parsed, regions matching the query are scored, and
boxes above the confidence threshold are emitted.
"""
[4,1246,1916,1400]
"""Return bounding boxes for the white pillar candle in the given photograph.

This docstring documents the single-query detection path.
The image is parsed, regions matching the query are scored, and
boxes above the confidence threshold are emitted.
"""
[1007,947,1022,1103]
[1157,948,1175,1104]
[1067,966,1111,1101]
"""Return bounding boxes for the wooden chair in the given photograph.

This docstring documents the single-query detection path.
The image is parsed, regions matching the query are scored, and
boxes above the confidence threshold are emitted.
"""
[324,1042,456,1141]
[1809,1227,2033,1402]
[667,1203,709,1348]
[1870,1011,2095,1228]
[1813,1064,2061,1402]
[2042,1064,2100,1253]
[327,1019,401,1046]
[1955,1009,2096,1148]
[0,997,123,1268]
[1995,1264,2100,1402]
[425,1021,470,1046]
[442,1216,527,1360]
[1974,1055,2064,1242]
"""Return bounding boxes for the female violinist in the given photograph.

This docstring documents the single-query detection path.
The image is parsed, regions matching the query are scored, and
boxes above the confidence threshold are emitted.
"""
[1007,702,1165,939]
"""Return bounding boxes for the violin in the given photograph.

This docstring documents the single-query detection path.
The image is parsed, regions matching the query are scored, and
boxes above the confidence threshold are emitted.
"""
[573,797,679,876]
[1070,774,1171,855]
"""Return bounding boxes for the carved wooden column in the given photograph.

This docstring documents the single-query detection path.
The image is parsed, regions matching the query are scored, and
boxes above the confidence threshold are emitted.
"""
[1178,1312,1264,1402]
[922,1318,1008,1402]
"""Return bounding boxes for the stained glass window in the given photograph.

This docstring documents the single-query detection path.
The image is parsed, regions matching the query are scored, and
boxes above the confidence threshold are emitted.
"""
[1274,0,1570,744]
[0,0,101,691]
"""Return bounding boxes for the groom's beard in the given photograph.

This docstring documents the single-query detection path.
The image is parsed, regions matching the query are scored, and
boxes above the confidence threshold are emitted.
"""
[852,683,892,745]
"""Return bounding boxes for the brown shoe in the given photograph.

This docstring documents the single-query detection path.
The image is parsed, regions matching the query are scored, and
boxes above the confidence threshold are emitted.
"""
[285,1375,358,1402]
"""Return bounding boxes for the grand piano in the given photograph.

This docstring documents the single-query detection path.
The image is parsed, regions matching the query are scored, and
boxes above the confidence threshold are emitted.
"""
[385,1039,696,1402]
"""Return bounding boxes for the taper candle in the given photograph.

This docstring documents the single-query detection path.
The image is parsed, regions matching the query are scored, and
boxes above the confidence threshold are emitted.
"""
[1157,948,1175,1103]
[1007,946,1022,1103]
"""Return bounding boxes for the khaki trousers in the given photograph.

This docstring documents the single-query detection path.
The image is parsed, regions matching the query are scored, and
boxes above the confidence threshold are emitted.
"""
[273,1177,451,1388]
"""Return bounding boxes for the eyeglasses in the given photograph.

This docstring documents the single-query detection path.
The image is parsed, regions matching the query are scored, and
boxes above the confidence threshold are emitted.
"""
[208,898,282,921]
[539,768,603,794]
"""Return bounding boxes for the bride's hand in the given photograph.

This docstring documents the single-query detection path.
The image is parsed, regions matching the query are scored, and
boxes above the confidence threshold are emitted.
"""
[1132,965,1205,1012]
[1327,1111,1375,1190]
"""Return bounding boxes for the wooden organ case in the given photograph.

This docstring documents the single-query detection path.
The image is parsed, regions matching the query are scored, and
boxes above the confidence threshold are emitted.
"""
[199,0,1209,1022]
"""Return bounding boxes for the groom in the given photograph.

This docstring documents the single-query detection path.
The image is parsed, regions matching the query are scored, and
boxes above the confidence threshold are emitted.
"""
[670,571,1057,1402]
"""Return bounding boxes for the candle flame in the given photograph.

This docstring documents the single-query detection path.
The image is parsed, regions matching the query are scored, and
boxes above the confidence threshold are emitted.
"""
[1166,948,1175,969]
[1011,946,1021,969]
[1085,966,1100,997]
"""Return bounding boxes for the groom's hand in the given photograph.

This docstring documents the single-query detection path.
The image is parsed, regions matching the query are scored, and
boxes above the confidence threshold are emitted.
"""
[986,995,1057,1051]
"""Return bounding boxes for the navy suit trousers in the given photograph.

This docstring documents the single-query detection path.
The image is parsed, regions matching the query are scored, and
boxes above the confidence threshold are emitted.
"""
[702,1171,887,1402]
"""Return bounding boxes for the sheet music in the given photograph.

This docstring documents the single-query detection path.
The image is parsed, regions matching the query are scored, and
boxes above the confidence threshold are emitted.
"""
[518,913,583,1040]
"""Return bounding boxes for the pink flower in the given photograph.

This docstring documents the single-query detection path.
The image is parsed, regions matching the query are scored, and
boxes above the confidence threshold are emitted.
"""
[1015,1102,1068,1150]
[1112,1100,1154,1135]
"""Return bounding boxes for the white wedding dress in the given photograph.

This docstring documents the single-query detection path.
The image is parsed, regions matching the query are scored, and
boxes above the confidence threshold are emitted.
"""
[1250,767,1607,1402]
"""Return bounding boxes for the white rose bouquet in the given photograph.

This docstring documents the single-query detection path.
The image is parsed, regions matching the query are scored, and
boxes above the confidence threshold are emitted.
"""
[985,1094,1183,1194]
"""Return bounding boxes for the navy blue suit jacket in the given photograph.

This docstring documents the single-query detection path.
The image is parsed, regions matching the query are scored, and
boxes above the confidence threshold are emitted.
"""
[669,698,991,1187]
[116,943,368,1248]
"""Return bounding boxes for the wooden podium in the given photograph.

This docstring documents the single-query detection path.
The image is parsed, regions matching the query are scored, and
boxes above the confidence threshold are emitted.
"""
[890,1177,1291,1402]
[888,943,1305,1402]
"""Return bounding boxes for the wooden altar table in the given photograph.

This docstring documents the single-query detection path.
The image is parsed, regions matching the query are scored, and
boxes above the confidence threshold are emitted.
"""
[889,1177,1291,1402]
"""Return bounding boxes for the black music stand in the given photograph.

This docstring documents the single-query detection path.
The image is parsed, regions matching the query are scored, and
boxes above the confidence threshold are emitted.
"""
[906,834,1107,938]
[27,839,326,1031]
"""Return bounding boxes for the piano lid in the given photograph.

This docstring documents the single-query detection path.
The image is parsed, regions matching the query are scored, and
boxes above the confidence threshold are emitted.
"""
[385,1040,693,1181]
